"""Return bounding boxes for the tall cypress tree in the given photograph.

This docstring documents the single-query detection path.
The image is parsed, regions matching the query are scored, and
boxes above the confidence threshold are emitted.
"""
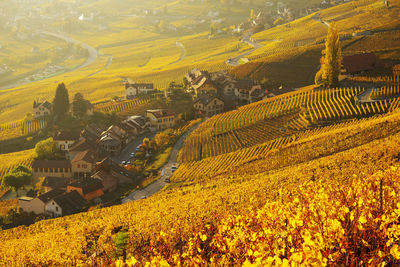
[315,22,341,87]
[52,83,70,119]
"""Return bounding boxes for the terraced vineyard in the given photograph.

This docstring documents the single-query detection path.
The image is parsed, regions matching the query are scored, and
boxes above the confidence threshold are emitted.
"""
[0,118,48,142]
[0,149,34,180]
[3,99,400,265]
[180,82,400,162]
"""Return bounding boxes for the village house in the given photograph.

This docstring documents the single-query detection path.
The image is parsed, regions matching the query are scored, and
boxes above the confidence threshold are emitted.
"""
[125,82,155,98]
[94,158,136,184]
[146,109,177,130]
[186,69,218,96]
[71,150,97,178]
[18,189,65,214]
[81,123,108,143]
[210,71,236,96]
[45,190,87,218]
[235,80,264,104]
[92,170,118,193]
[67,138,97,161]
[193,95,224,117]
[98,125,127,155]
[125,115,151,135]
[41,176,71,192]
[67,178,104,202]
[33,101,52,118]
[32,160,72,184]
[53,130,81,151]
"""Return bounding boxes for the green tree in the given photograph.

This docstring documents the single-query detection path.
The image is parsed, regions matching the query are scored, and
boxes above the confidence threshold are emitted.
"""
[34,137,60,160]
[317,22,341,87]
[1,172,24,196]
[72,92,89,119]
[114,230,129,260]
[52,83,70,119]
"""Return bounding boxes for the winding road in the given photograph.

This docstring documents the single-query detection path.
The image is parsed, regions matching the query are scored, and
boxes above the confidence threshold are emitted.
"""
[226,31,263,66]
[0,31,98,91]
[122,122,200,203]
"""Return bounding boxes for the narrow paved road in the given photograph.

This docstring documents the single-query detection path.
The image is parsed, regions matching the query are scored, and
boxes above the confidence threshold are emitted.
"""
[112,132,155,164]
[227,31,263,66]
[122,123,200,203]
[0,31,98,91]
[40,31,98,69]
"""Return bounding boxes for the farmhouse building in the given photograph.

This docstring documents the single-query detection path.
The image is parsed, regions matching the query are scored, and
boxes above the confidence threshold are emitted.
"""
[193,95,224,117]
[71,150,97,178]
[41,176,71,192]
[45,190,87,217]
[53,131,81,151]
[32,160,72,183]
[33,101,52,118]
[18,189,65,214]
[67,178,104,201]
[146,109,177,130]
[125,82,154,98]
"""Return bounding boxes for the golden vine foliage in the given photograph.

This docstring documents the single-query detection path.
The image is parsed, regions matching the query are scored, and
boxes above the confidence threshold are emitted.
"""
[2,106,400,265]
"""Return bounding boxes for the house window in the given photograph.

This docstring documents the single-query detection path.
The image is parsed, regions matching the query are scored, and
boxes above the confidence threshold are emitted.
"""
[55,168,58,173]
[56,207,58,211]
[82,164,87,169]
[77,164,80,168]
[49,168,53,173]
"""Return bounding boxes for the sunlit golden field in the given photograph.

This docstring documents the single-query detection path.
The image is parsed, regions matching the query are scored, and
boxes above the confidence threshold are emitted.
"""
[0,0,399,126]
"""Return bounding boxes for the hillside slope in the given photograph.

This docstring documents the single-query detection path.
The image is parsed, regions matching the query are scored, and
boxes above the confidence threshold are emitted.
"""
[0,0,399,123]
[2,103,400,265]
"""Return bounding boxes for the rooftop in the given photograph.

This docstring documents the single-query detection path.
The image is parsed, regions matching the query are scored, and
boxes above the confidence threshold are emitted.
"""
[146,109,176,118]
[68,178,104,195]
[52,190,87,215]
[37,189,65,203]
[53,130,81,141]
[32,160,71,169]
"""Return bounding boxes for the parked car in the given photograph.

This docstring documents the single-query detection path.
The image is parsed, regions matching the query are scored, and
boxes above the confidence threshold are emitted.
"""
[171,166,177,172]
[130,152,135,157]
[136,145,141,151]
[140,196,147,199]
[121,160,127,165]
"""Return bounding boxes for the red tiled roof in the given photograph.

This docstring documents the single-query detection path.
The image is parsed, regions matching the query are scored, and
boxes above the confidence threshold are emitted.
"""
[147,109,175,118]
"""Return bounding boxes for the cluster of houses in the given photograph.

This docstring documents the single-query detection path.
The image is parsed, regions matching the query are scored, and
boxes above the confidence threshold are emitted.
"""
[19,108,178,217]
[185,69,266,117]
[234,0,353,34]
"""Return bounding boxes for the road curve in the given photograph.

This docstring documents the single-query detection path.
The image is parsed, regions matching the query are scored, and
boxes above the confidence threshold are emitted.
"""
[40,31,98,69]
[226,31,263,67]
[122,122,201,203]
[0,31,98,91]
